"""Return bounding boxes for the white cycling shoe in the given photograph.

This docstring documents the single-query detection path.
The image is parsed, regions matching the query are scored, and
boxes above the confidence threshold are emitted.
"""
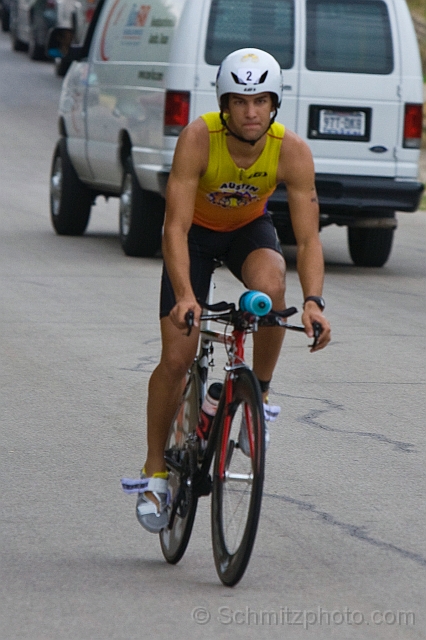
[121,472,169,533]
[238,403,280,457]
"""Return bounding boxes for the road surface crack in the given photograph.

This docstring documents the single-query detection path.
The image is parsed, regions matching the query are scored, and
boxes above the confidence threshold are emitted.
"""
[264,492,426,567]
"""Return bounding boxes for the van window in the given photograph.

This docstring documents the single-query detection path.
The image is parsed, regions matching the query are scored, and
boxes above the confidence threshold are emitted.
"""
[205,0,294,69]
[306,0,393,74]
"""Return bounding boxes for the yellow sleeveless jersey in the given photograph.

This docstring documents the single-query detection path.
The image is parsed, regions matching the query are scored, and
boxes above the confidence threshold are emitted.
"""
[193,112,285,232]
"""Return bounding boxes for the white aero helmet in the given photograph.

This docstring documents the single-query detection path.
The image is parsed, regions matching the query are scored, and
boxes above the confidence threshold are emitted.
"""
[216,48,283,108]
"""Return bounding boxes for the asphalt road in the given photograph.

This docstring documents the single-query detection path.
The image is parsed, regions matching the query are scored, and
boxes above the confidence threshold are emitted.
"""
[0,30,425,640]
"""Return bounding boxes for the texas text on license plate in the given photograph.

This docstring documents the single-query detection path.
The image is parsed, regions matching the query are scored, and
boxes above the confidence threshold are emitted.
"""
[319,109,365,137]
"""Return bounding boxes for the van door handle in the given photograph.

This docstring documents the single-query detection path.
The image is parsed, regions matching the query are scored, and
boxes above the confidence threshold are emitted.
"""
[369,146,388,153]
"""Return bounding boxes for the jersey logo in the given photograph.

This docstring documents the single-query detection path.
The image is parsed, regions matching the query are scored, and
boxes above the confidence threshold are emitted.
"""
[208,189,259,208]
[247,171,267,179]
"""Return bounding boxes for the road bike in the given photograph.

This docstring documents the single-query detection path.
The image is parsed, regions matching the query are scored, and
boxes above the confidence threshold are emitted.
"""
[159,290,321,586]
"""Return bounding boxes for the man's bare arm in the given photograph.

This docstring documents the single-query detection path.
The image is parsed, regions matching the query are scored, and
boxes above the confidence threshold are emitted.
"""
[277,130,331,349]
[162,118,209,328]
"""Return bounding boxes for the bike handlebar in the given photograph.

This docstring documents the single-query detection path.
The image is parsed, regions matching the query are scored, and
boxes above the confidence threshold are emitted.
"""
[184,299,323,348]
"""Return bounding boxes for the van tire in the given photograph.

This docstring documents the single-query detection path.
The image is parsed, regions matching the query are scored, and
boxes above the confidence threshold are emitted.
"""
[119,162,164,257]
[347,227,394,267]
[50,138,93,235]
[273,216,297,245]
[2,7,10,32]
[12,32,28,51]
[56,56,72,77]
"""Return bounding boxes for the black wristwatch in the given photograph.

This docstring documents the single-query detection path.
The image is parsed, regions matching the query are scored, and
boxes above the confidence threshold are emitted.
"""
[303,296,325,311]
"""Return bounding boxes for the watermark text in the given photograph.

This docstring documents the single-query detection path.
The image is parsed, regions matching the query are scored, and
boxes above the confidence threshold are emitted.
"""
[191,606,415,629]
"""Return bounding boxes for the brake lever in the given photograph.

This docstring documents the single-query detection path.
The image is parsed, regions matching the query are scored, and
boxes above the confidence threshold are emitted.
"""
[309,321,323,349]
[185,310,194,336]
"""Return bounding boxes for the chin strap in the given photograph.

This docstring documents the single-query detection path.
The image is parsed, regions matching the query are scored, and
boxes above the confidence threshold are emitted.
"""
[220,110,278,146]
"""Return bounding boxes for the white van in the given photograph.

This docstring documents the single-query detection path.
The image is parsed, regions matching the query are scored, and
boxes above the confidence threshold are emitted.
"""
[49,0,424,266]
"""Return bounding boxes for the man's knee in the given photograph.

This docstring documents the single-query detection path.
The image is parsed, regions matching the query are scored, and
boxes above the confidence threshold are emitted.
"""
[158,349,194,380]
[158,316,199,379]
[242,250,286,305]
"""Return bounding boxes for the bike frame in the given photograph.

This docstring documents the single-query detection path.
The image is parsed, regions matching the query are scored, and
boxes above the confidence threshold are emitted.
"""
[164,300,309,509]
[195,320,254,484]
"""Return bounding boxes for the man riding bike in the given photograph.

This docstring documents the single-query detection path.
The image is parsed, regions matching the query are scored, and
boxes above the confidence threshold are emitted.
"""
[132,48,331,533]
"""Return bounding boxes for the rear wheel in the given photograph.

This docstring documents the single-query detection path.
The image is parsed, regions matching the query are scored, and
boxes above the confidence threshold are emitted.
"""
[119,161,164,257]
[211,367,265,587]
[50,138,93,235]
[348,226,395,267]
[159,371,201,564]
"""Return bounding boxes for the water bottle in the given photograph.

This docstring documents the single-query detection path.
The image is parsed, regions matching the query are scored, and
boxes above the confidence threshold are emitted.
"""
[196,382,223,442]
[239,290,272,316]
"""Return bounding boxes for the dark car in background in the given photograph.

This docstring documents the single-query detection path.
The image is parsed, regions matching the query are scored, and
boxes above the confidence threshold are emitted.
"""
[9,0,56,58]
[7,0,97,63]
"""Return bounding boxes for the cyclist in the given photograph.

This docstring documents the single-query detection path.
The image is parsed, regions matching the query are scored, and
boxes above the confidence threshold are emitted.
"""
[132,48,331,532]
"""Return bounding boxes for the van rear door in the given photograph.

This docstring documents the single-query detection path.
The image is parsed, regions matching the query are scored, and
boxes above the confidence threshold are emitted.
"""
[194,0,299,131]
[298,0,400,178]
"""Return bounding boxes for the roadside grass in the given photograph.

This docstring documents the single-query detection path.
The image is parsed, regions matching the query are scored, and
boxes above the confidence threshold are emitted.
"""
[407,0,426,16]
[407,0,426,80]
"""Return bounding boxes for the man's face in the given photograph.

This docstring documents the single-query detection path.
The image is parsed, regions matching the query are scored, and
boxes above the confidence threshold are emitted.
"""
[225,92,274,142]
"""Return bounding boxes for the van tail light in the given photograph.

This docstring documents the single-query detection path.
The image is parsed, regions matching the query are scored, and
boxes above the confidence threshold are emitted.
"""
[164,91,190,136]
[403,103,423,148]
[86,8,95,23]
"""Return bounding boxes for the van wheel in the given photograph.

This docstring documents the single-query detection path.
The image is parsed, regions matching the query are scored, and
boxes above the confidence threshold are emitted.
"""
[119,162,164,257]
[50,138,93,235]
[347,227,395,267]
[56,56,72,77]
[12,31,28,51]
[2,7,10,32]
[273,216,297,245]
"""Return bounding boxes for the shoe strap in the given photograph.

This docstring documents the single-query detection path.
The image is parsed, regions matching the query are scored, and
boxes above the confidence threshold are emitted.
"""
[121,476,168,495]
[263,403,281,422]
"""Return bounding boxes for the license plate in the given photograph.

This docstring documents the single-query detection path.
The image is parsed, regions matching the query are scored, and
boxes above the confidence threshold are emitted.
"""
[308,105,371,142]
[319,110,365,137]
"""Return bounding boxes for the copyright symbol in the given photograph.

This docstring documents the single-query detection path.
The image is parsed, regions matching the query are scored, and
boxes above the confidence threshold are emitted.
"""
[192,607,211,625]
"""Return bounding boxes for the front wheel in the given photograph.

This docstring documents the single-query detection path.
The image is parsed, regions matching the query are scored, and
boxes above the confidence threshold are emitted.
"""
[347,226,395,267]
[50,138,94,235]
[159,370,202,564]
[119,162,164,257]
[211,367,265,587]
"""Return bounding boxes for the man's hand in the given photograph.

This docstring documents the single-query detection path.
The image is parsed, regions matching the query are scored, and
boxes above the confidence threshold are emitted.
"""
[169,298,202,333]
[302,302,331,352]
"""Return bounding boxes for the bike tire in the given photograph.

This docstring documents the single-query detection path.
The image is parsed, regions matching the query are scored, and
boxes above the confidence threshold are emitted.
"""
[159,370,201,564]
[211,367,265,586]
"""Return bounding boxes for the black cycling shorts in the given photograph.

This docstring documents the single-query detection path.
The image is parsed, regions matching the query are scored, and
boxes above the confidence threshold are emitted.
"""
[160,212,283,318]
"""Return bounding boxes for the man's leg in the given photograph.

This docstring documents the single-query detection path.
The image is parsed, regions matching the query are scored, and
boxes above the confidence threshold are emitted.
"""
[144,317,200,476]
[241,247,286,397]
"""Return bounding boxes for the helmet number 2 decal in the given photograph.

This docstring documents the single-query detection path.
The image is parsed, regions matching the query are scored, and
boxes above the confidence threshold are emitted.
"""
[237,68,261,84]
